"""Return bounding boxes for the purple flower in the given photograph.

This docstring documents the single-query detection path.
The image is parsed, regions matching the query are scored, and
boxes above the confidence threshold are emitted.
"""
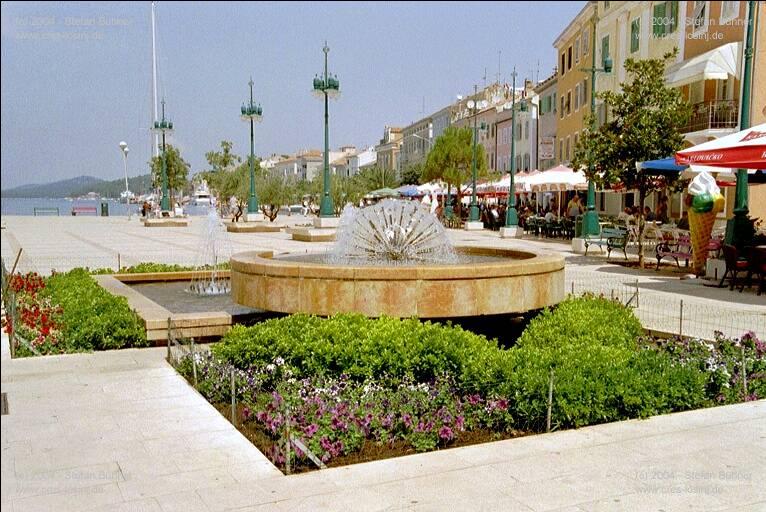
[402,413,412,427]
[455,415,465,431]
[303,423,319,438]
[331,416,348,431]
[438,426,454,441]
[467,394,482,405]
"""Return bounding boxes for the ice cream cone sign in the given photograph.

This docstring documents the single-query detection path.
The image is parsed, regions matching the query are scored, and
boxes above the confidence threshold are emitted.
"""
[686,171,724,275]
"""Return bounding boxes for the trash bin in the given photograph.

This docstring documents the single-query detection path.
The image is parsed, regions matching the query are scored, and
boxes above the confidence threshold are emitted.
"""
[100,202,109,216]
[575,216,583,238]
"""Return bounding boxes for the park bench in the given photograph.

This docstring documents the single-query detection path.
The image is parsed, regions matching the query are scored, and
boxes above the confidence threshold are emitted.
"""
[33,207,60,216]
[655,234,692,270]
[71,206,98,216]
[584,227,629,260]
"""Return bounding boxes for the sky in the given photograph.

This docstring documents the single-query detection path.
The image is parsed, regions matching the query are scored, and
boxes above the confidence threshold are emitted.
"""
[0,1,585,189]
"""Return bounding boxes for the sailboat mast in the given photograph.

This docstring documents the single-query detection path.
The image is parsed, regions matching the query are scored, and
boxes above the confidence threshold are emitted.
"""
[151,1,159,158]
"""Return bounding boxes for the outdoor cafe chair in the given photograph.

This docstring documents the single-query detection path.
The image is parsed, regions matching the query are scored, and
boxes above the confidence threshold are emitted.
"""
[719,245,749,291]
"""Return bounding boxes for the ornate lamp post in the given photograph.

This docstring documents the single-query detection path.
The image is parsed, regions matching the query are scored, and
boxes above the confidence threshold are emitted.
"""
[151,99,174,211]
[241,77,263,221]
[728,0,755,247]
[581,15,613,236]
[466,85,488,226]
[312,42,340,218]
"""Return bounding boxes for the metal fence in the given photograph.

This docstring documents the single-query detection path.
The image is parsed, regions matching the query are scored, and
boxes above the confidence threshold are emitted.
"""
[566,272,765,340]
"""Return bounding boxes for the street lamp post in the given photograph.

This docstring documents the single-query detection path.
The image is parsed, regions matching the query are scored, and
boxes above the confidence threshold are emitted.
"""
[312,42,340,218]
[728,0,755,247]
[581,15,613,236]
[241,77,263,221]
[119,141,130,217]
[466,86,488,229]
[151,99,174,212]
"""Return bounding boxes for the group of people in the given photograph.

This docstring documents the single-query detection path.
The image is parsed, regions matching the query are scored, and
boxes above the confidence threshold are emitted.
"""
[617,196,671,225]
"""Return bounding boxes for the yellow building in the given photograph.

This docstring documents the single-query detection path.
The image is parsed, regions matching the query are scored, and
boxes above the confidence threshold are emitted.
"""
[552,1,595,167]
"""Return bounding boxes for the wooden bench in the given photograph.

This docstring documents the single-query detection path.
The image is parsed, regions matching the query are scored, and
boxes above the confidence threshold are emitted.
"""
[33,207,60,216]
[584,227,629,260]
[655,234,692,270]
[71,206,98,216]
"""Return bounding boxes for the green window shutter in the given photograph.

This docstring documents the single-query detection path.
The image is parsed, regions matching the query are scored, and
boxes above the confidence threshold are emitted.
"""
[601,35,610,66]
[670,1,679,33]
[631,19,640,52]
[653,3,666,37]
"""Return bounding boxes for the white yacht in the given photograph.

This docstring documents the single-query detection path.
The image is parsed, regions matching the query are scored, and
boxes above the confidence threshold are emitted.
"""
[192,182,211,206]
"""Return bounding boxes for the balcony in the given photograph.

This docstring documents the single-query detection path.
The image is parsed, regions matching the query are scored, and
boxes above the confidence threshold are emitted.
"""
[683,100,739,134]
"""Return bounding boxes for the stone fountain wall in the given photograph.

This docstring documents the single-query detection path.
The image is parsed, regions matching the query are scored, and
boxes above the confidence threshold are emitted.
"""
[231,247,565,318]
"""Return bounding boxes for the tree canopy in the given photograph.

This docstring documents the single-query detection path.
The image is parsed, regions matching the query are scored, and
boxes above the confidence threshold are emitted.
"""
[149,144,190,205]
[355,166,400,192]
[572,50,691,266]
[400,163,423,185]
[423,126,487,213]
[205,140,242,173]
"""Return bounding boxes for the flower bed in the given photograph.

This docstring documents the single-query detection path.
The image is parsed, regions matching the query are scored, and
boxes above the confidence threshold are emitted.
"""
[3,269,147,356]
[173,298,764,472]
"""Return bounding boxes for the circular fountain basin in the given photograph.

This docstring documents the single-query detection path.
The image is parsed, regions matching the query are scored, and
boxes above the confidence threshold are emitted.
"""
[230,246,564,318]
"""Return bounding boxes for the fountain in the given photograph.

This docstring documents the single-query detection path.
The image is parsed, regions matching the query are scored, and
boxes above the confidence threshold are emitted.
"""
[231,200,565,317]
[329,200,458,265]
[189,208,231,296]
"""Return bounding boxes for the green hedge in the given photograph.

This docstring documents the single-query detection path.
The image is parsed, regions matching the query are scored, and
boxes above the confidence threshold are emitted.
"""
[90,262,230,275]
[42,268,147,351]
[212,299,713,430]
[213,314,506,389]
[517,296,643,350]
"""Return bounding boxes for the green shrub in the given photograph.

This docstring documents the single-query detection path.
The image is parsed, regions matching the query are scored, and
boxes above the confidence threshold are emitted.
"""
[517,296,643,350]
[89,262,230,275]
[213,314,506,391]
[42,268,147,351]
[504,342,708,430]
[210,298,714,434]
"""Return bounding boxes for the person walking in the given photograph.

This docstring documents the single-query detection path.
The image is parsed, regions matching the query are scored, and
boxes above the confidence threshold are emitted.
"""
[566,195,583,219]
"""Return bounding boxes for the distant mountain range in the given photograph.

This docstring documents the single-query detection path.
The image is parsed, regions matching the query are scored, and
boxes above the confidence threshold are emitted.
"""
[1,174,154,198]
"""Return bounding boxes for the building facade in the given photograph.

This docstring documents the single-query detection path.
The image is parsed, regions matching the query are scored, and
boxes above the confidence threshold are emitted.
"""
[375,126,403,172]
[495,82,539,175]
[271,150,323,181]
[553,1,595,167]
[348,146,377,177]
[452,82,514,172]
[535,73,558,171]
[399,116,433,173]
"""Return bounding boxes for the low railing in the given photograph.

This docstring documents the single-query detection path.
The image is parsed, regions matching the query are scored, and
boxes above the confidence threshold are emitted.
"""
[683,99,739,134]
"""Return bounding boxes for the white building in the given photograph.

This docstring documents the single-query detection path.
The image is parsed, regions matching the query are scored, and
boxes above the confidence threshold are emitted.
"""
[348,146,377,177]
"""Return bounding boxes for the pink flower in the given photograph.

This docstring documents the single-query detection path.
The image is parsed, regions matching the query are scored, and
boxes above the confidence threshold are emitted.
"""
[303,424,319,437]
[438,426,454,441]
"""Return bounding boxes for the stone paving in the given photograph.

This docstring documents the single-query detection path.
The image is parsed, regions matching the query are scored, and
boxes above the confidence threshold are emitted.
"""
[1,340,764,512]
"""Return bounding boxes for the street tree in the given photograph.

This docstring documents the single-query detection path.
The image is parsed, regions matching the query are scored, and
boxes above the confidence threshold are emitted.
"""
[205,140,241,173]
[400,163,423,185]
[355,165,400,192]
[572,50,690,267]
[422,126,487,216]
[206,162,249,221]
[149,144,191,207]
[257,173,293,222]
